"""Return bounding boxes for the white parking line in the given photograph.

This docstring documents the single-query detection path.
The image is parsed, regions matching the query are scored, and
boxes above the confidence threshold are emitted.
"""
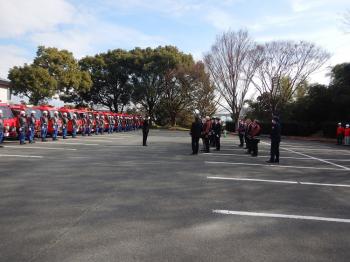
[207,176,350,188]
[282,147,350,170]
[3,146,77,151]
[43,142,99,146]
[205,161,349,171]
[203,153,310,160]
[213,210,350,223]
[0,154,43,158]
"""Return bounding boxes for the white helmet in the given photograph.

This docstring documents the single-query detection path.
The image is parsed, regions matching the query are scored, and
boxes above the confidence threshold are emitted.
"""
[96,115,99,119]
[73,114,77,118]
[54,111,58,115]
[31,110,36,114]
[63,112,67,116]
[20,110,25,116]
[43,111,48,115]
[0,109,3,114]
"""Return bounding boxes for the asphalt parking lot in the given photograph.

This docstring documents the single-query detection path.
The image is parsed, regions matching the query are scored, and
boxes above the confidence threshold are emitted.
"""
[1,130,350,262]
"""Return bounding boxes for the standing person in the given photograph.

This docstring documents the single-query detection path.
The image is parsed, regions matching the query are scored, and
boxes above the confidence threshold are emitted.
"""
[99,115,105,135]
[87,114,93,136]
[18,111,27,145]
[344,124,350,146]
[336,123,344,145]
[202,116,212,153]
[0,110,4,147]
[190,116,202,155]
[40,111,49,142]
[28,111,36,143]
[210,118,216,147]
[237,119,245,147]
[142,117,150,146]
[95,115,100,135]
[213,117,222,151]
[267,116,281,163]
[52,111,59,141]
[249,119,261,157]
[72,114,78,138]
[245,119,252,153]
[81,114,87,136]
[108,116,113,134]
[62,112,69,139]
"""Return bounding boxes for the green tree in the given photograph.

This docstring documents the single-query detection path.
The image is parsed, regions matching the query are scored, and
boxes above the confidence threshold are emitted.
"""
[130,46,192,122]
[8,64,57,105]
[79,49,133,112]
[33,46,92,102]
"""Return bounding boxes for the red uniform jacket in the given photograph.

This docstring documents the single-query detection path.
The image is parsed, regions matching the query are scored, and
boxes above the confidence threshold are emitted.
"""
[337,126,344,136]
[344,128,350,137]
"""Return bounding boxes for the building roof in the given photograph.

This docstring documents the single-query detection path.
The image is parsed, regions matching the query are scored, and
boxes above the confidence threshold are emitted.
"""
[0,77,10,88]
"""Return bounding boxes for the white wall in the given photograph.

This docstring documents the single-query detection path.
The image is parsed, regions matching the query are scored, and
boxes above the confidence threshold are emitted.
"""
[0,87,10,103]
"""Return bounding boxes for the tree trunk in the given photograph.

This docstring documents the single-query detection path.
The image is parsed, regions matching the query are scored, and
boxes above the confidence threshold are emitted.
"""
[170,112,177,127]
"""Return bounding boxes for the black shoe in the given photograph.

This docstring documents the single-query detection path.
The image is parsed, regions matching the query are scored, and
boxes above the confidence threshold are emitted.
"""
[251,154,258,157]
[266,160,274,163]
[275,160,279,164]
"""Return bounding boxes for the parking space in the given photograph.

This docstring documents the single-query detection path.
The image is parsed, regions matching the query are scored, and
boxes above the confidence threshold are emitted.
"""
[1,131,350,261]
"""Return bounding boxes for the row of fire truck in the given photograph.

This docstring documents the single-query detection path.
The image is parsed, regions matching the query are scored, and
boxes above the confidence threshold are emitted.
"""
[0,103,142,139]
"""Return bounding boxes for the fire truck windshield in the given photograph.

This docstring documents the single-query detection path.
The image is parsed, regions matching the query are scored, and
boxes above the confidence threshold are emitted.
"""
[0,106,14,119]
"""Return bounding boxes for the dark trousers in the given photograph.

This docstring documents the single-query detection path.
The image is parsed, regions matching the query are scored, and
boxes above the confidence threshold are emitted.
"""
[270,140,280,162]
[246,137,252,153]
[239,133,244,146]
[215,136,220,150]
[337,135,343,145]
[204,136,210,153]
[251,138,259,156]
[192,136,200,154]
[143,131,149,146]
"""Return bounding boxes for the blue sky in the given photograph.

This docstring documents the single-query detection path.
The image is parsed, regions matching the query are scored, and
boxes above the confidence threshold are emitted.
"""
[0,0,349,84]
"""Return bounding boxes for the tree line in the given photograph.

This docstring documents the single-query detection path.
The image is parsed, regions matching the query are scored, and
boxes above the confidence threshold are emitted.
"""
[9,46,216,127]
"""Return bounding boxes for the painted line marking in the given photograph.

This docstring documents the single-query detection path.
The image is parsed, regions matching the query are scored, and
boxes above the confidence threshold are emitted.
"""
[43,142,99,146]
[207,176,350,188]
[203,152,350,162]
[3,146,77,151]
[0,154,43,159]
[205,161,349,172]
[213,210,350,223]
[280,145,350,171]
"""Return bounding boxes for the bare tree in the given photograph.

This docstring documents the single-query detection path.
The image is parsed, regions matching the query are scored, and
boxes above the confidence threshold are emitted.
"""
[204,30,264,126]
[342,10,350,32]
[253,41,330,114]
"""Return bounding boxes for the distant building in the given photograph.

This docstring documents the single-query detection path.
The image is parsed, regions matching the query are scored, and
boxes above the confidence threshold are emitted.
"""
[0,78,11,103]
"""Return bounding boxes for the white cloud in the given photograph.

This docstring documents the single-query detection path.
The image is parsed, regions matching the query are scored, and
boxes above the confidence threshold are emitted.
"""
[0,0,75,38]
[205,9,236,30]
[0,45,30,79]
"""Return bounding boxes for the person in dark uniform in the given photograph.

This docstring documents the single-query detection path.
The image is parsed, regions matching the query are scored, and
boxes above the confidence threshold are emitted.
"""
[28,111,36,143]
[62,112,69,139]
[210,118,216,147]
[267,116,281,164]
[245,119,252,153]
[237,119,245,147]
[142,117,150,146]
[0,110,4,147]
[40,111,49,141]
[213,117,222,151]
[87,114,93,136]
[19,111,27,145]
[52,111,59,141]
[72,114,78,138]
[99,115,105,135]
[190,116,202,155]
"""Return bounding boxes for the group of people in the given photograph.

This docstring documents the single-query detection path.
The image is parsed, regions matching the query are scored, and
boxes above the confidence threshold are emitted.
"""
[0,109,143,146]
[336,123,350,145]
[238,116,281,163]
[190,116,222,155]
[190,114,282,164]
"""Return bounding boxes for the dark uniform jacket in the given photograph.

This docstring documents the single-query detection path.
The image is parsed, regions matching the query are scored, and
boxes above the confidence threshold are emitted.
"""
[271,122,281,142]
[0,117,4,131]
[29,116,36,127]
[142,120,149,133]
[190,121,202,138]
[19,116,27,131]
[213,123,222,137]
[62,117,68,128]
[41,116,48,127]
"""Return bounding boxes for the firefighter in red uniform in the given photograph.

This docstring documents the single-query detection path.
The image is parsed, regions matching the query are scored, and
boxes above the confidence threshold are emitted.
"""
[336,123,344,145]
